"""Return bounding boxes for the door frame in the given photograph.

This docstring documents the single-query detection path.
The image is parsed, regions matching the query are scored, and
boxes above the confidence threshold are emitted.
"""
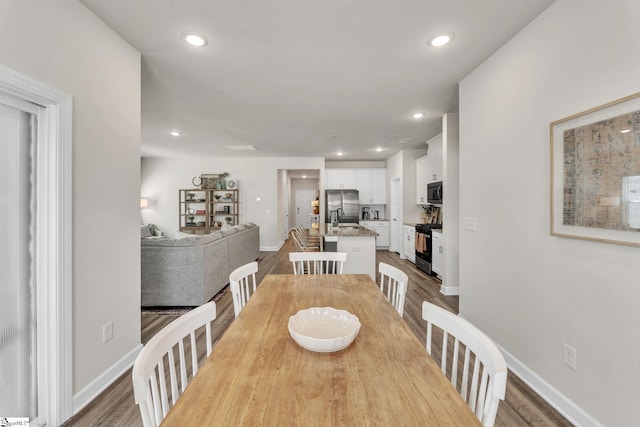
[0,64,73,425]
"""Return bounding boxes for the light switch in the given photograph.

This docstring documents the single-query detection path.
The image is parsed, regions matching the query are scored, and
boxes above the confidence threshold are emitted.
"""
[464,217,477,232]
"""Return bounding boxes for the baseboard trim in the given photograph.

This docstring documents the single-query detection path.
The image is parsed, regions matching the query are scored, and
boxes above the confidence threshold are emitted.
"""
[72,343,142,415]
[497,344,604,427]
[439,285,459,296]
[261,241,285,252]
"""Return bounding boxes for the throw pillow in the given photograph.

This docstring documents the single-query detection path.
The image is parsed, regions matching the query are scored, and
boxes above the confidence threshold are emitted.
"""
[141,224,152,238]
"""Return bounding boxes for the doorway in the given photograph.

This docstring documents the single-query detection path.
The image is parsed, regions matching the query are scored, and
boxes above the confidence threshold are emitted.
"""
[295,190,316,230]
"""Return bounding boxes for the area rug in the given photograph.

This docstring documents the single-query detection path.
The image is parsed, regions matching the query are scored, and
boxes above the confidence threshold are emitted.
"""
[141,284,230,316]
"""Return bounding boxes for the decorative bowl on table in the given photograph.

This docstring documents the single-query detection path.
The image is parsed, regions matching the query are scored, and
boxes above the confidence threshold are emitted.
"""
[288,307,361,353]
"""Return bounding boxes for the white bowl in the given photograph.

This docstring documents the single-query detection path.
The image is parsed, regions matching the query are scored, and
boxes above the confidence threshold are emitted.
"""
[288,307,361,353]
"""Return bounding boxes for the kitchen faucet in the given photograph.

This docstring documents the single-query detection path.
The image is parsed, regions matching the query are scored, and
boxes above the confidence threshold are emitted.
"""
[336,207,344,223]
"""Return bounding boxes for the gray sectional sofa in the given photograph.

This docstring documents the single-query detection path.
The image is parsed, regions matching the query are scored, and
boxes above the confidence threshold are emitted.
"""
[141,223,260,306]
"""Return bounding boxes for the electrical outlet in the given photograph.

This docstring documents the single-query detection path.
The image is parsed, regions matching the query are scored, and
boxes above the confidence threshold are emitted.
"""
[103,321,113,343]
[563,343,577,370]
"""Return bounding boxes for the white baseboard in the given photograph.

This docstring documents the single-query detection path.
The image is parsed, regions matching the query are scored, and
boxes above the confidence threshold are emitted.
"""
[261,239,285,252]
[497,345,604,427]
[72,343,142,415]
[439,285,459,296]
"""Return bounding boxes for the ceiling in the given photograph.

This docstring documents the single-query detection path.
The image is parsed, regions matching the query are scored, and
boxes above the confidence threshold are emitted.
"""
[80,0,554,161]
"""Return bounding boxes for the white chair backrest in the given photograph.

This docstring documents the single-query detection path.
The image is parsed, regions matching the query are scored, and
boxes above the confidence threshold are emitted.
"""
[291,229,319,251]
[421,302,507,427]
[229,261,258,317]
[378,262,408,317]
[132,302,217,427]
[296,223,309,238]
[289,251,347,274]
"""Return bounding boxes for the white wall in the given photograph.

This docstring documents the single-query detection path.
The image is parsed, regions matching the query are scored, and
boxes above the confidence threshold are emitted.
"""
[0,0,141,412]
[442,114,460,294]
[141,156,324,249]
[459,1,640,425]
[387,149,428,223]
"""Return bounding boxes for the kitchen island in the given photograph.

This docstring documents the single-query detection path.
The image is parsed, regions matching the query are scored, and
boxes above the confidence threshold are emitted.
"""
[314,223,378,279]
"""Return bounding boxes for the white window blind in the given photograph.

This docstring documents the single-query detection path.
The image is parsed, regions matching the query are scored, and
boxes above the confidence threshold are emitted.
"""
[0,101,35,419]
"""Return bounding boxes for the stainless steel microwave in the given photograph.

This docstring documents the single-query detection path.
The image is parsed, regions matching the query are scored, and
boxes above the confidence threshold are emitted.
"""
[427,181,443,204]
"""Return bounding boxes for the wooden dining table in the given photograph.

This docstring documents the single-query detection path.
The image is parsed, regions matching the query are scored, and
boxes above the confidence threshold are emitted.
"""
[161,274,482,426]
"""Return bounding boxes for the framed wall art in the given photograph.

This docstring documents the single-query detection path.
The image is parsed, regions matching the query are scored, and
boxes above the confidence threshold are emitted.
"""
[197,172,229,189]
[550,92,640,247]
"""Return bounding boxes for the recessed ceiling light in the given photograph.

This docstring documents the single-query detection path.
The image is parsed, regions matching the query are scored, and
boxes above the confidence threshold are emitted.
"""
[337,152,343,156]
[181,32,208,47]
[170,130,182,136]
[398,138,413,144]
[412,112,425,119]
[429,32,454,47]
[376,147,383,152]
[330,134,341,140]
[224,145,257,151]
[621,129,631,133]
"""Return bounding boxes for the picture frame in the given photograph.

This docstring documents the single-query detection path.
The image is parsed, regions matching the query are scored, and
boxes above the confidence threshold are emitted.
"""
[200,172,229,189]
[550,92,640,247]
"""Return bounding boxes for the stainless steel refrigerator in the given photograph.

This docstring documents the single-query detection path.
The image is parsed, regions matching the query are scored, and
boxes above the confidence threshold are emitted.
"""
[325,190,360,224]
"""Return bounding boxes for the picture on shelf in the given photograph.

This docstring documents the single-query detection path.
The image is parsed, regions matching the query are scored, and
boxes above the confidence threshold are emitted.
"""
[199,172,229,189]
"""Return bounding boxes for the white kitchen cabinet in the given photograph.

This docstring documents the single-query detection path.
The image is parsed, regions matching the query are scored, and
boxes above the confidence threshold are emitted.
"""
[426,134,443,183]
[361,220,390,249]
[337,235,377,280]
[326,169,357,189]
[416,155,428,204]
[432,230,444,278]
[356,169,387,204]
[370,169,386,204]
[402,225,415,263]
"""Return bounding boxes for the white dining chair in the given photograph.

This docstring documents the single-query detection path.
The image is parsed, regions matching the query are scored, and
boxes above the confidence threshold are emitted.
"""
[132,301,217,427]
[422,301,507,427]
[229,261,258,317]
[289,251,347,274]
[378,262,408,317]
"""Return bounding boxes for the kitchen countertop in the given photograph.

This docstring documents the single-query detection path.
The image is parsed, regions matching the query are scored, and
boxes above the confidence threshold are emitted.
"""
[316,223,379,237]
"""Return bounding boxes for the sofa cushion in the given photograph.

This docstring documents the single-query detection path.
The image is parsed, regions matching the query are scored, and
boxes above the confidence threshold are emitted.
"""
[220,228,238,236]
[175,230,198,239]
[142,234,217,247]
[209,231,223,239]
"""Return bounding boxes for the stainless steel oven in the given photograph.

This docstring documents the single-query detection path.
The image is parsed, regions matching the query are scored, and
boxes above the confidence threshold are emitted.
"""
[415,223,442,275]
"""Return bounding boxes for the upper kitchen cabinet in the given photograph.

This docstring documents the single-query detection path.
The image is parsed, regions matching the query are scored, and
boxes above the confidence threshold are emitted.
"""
[326,169,357,189]
[416,134,443,204]
[357,169,387,204]
[416,155,428,204]
[426,133,443,183]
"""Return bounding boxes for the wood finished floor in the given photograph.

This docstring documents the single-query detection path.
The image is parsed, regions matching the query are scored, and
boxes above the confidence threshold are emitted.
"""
[63,235,573,427]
